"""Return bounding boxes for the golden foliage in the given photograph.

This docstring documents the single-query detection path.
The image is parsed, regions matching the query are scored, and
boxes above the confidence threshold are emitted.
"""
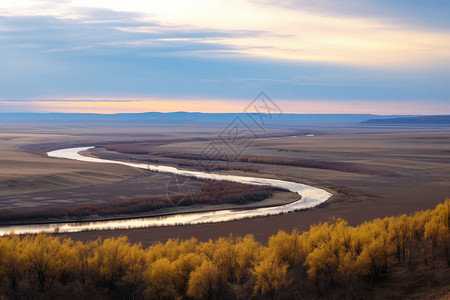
[187,259,221,300]
[252,254,288,298]
[0,199,449,298]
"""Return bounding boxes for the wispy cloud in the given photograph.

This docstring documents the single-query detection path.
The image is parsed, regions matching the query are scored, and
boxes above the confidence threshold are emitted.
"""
[1,1,449,67]
[0,1,449,113]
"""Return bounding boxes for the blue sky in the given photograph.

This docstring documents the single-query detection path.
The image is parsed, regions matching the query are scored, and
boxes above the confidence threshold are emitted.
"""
[0,0,449,114]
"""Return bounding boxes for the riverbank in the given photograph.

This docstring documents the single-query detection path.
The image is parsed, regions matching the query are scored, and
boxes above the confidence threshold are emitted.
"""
[0,190,298,226]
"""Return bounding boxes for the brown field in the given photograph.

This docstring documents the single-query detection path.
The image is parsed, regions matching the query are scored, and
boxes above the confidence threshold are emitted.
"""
[0,122,449,248]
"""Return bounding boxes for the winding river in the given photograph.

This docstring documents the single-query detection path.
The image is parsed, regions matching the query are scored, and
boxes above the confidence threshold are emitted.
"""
[0,147,332,235]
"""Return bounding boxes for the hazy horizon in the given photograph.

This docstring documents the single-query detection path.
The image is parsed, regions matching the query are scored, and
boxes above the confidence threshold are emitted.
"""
[0,111,447,116]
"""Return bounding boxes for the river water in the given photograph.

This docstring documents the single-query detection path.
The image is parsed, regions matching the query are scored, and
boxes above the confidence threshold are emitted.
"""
[0,147,332,235]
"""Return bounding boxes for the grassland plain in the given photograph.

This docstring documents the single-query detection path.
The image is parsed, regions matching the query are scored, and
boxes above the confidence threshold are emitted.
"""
[0,121,447,246]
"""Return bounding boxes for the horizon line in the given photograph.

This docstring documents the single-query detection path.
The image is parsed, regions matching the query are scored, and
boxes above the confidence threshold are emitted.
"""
[0,111,447,116]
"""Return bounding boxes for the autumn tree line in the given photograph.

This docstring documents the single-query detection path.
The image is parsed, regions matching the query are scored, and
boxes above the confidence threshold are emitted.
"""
[0,199,448,299]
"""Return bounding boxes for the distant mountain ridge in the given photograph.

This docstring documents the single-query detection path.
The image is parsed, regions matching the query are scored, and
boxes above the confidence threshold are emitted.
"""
[361,115,450,125]
[0,112,411,124]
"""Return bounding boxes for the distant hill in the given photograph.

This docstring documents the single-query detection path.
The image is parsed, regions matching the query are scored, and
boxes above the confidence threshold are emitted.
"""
[361,115,450,125]
[0,112,408,126]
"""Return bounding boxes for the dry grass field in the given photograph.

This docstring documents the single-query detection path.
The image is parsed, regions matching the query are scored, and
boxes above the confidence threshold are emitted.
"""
[0,121,448,247]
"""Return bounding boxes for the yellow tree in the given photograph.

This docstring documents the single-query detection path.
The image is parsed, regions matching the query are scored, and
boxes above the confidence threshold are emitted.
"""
[144,257,178,299]
[123,243,147,300]
[388,215,410,262]
[305,243,339,287]
[198,239,216,261]
[304,218,350,287]
[252,251,288,300]
[412,210,431,265]
[337,225,360,278]
[211,237,238,283]
[364,219,393,273]
[425,199,450,263]
[179,237,199,255]
[163,238,184,262]
[233,235,260,283]
[92,236,130,289]
[407,210,430,265]
[425,214,441,260]
[356,235,389,280]
[172,253,203,295]
[187,259,221,300]
[0,234,28,292]
[267,229,306,267]
[73,239,99,285]
[25,233,75,291]
[146,241,165,263]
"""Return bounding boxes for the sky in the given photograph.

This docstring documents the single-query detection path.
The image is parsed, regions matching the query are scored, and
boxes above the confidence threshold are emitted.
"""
[0,0,449,114]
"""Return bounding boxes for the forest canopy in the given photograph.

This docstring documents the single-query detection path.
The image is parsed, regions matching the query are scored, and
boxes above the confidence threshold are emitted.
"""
[0,199,448,299]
